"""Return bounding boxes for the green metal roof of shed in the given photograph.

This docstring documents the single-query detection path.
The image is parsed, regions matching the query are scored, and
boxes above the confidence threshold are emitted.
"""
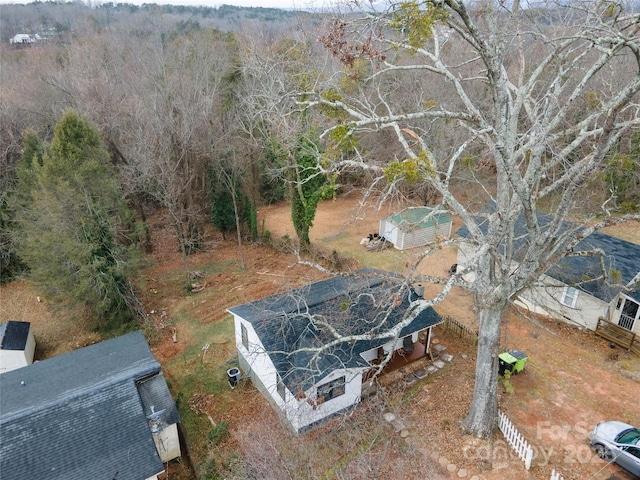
[386,207,451,229]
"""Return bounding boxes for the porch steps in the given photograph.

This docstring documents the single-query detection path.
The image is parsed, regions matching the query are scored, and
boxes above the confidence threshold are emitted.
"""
[595,317,639,355]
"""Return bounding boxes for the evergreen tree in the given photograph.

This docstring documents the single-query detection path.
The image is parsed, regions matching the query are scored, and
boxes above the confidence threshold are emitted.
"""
[0,130,44,283]
[13,111,140,331]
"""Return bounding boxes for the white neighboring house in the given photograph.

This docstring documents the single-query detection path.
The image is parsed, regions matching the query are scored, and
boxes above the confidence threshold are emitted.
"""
[457,221,640,336]
[10,34,35,44]
[227,269,443,433]
[0,321,36,374]
[379,206,452,250]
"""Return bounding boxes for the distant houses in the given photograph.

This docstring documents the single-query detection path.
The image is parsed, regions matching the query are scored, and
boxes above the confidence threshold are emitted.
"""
[9,33,36,44]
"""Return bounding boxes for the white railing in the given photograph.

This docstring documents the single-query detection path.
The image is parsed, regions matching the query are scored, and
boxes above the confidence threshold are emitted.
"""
[618,313,636,331]
[550,468,564,480]
[498,410,533,470]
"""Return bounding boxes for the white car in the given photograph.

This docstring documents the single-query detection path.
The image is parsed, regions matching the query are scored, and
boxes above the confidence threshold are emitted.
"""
[590,421,640,477]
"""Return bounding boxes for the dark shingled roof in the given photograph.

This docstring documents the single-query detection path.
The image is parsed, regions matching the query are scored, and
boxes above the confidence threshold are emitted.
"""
[0,320,31,351]
[456,209,640,303]
[0,330,180,480]
[228,269,443,392]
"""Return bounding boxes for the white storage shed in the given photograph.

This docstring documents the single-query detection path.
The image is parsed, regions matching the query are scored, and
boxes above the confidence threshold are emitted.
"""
[0,321,36,374]
[379,206,452,250]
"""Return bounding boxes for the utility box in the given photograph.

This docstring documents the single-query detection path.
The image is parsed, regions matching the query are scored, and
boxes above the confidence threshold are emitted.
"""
[498,350,528,375]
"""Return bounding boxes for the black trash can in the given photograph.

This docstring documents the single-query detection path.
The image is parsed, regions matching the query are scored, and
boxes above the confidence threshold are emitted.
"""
[498,355,515,376]
[227,368,241,388]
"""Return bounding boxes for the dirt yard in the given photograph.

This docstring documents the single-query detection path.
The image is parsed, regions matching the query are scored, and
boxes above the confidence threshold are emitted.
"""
[1,191,638,480]
[258,192,640,480]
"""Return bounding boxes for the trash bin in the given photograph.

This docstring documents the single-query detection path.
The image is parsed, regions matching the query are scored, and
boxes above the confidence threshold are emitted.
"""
[498,350,528,375]
[227,368,241,388]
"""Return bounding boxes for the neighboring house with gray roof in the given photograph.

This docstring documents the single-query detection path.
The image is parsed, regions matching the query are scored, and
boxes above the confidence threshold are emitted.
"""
[0,330,181,480]
[227,269,443,433]
[0,320,35,374]
[456,212,640,335]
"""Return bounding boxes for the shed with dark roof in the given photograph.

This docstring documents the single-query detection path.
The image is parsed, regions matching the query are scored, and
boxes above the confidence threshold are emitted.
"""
[227,269,443,433]
[0,330,181,480]
[0,321,35,374]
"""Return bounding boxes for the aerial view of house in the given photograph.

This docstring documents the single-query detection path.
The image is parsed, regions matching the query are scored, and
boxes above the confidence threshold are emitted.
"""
[227,269,443,433]
[0,330,181,480]
[457,213,640,338]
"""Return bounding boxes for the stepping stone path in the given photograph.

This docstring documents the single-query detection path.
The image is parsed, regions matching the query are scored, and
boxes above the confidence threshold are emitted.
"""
[433,343,447,353]
[381,343,486,479]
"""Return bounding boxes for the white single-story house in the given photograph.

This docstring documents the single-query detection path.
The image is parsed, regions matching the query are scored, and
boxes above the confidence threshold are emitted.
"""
[9,33,34,44]
[227,269,443,433]
[379,206,452,250]
[0,331,181,480]
[0,321,36,374]
[457,217,640,336]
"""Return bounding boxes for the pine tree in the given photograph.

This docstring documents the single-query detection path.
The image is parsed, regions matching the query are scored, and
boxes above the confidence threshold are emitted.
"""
[13,111,140,331]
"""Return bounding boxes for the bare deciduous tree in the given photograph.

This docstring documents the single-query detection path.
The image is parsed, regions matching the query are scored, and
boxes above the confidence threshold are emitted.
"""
[296,0,640,438]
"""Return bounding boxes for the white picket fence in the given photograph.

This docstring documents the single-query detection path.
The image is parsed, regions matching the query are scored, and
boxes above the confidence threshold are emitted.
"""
[550,469,564,480]
[498,410,533,470]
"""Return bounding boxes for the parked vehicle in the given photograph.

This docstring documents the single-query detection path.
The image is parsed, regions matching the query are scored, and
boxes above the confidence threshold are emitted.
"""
[590,421,640,477]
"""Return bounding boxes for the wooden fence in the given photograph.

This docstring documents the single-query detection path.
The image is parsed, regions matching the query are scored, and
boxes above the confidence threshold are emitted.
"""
[498,410,533,470]
[442,316,478,345]
[549,469,564,480]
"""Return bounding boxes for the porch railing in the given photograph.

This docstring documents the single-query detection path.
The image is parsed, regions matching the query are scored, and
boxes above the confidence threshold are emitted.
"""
[618,313,636,331]
[595,317,638,355]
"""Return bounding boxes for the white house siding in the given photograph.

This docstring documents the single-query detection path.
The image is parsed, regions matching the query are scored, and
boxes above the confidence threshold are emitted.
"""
[379,219,399,246]
[233,315,366,433]
[233,316,280,405]
[152,423,181,463]
[288,369,364,433]
[457,241,608,331]
[516,273,609,330]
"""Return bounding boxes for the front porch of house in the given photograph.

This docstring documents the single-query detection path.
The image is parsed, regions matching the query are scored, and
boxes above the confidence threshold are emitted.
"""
[361,326,453,386]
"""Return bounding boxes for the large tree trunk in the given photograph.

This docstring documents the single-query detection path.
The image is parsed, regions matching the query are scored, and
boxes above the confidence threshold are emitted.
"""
[463,305,502,438]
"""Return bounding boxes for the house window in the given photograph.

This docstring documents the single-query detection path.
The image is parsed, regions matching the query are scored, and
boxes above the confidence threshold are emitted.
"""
[241,323,248,349]
[316,376,345,403]
[560,286,579,308]
[277,375,286,401]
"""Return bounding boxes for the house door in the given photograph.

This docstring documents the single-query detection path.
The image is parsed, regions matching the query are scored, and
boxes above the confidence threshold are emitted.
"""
[618,298,639,331]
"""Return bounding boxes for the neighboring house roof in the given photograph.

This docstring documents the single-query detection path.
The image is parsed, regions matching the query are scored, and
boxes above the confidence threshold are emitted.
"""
[456,209,640,303]
[546,231,640,303]
[228,269,443,392]
[0,321,31,351]
[384,206,452,230]
[0,330,180,480]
